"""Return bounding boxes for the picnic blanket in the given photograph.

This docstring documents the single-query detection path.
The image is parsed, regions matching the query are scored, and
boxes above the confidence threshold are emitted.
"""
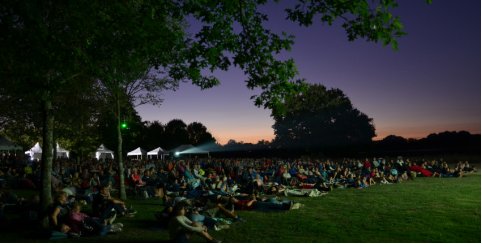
[409,165,434,177]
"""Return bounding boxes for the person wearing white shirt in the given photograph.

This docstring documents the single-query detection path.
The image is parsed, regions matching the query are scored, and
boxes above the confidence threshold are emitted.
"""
[372,157,380,169]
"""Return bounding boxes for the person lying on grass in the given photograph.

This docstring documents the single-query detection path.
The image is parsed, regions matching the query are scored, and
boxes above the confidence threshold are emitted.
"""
[267,185,325,197]
[168,203,221,243]
[158,202,236,231]
[233,190,294,211]
[164,194,248,223]
[463,165,477,173]
[464,166,478,174]
[297,180,333,192]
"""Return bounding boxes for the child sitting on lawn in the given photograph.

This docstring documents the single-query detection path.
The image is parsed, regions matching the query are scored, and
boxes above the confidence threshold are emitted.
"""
[360,178,367,188]
[65,203,123,238]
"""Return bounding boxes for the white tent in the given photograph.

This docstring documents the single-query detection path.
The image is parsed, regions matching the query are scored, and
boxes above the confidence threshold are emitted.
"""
[55,143,70,159]
[0,136,23,152]
[147,147,169,159]
[169,144,209,158]
[25,142,70,160]
[25,142,43,160]
[95,144,115,160]
[127,147,147,159]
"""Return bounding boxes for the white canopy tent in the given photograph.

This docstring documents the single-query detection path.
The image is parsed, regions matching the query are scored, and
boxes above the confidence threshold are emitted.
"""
[25,142,43,160]
[147,147,169,159]
[95,144,114,160]
[169,144,209,158]
[55,143,70,158]
[24,142,70,160]
[127,147,147,159]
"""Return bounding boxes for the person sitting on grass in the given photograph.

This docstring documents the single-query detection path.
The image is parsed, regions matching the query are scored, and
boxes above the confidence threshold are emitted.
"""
[451,169,463,178]
[65,203,123,238]
[253,174,263,187]
[72,173,82,188]
[346,174,355,185]
[360,178,368,188]
[92,184,135,225]
[142,170,160,199]
[463,163,475,173]
[282,170,292,185]
[216,176,233,195]
[352,178,361,188]
[379,177,389,185]
[50,192,71,226]
[367,175,376,186]
[262,175,270,185]
[168,203,221,243]
[456,161,465,171]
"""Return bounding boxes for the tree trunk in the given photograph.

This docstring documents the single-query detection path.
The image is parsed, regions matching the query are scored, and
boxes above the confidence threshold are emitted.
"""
[53,124,57,161]
[116,90,126,199]
[39,98,54,228]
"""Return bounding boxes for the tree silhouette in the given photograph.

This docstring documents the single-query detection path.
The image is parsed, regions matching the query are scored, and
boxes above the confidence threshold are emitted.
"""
[187,122,215,146]
[272,84,376,154]
[141,121,166,150]
[164,119,189,149]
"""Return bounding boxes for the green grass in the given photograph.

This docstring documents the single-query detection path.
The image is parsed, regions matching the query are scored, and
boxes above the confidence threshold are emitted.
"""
[1,173,480,243]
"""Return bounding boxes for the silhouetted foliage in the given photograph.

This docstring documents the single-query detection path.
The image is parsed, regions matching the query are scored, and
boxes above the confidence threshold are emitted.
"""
[375,131,481,152]
[187,122,215,146]
[272,84,376,155]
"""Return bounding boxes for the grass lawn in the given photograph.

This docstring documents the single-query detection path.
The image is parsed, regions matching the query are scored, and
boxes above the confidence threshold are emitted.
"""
[1,172,480,243]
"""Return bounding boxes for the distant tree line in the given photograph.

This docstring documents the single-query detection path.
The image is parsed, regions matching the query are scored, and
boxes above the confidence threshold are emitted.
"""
[374,131,481,152]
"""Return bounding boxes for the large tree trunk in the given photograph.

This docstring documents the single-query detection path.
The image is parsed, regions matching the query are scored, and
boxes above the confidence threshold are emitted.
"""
[53,124,57,161]
[39,98,54,228]
[116,91,126,199]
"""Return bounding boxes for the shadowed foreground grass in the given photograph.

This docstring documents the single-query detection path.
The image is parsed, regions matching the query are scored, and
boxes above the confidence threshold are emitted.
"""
[1,173,480,243]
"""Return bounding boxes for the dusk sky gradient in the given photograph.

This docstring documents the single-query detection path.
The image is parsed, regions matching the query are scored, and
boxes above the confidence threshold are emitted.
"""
[136,0,481,145]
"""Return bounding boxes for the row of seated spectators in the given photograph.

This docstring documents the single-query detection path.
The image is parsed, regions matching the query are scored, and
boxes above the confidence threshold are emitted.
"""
[0,156,477,241]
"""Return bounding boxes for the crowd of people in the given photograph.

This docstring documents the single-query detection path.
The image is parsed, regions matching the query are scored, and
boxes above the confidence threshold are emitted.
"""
[0,154,477,242]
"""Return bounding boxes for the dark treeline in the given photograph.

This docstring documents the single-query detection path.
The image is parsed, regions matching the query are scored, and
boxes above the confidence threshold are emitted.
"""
[203,130,481,159]
[373,131,481,153]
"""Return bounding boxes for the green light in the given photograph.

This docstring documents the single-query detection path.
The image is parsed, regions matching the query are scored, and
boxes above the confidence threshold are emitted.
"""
[121,123,127,128]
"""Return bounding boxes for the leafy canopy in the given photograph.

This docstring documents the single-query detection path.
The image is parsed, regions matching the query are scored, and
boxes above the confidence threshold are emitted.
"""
[0,0,427,115]
[272,84,376,151]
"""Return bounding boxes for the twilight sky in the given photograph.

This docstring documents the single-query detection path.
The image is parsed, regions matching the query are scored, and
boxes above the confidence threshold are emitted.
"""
[136,0,481,145]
